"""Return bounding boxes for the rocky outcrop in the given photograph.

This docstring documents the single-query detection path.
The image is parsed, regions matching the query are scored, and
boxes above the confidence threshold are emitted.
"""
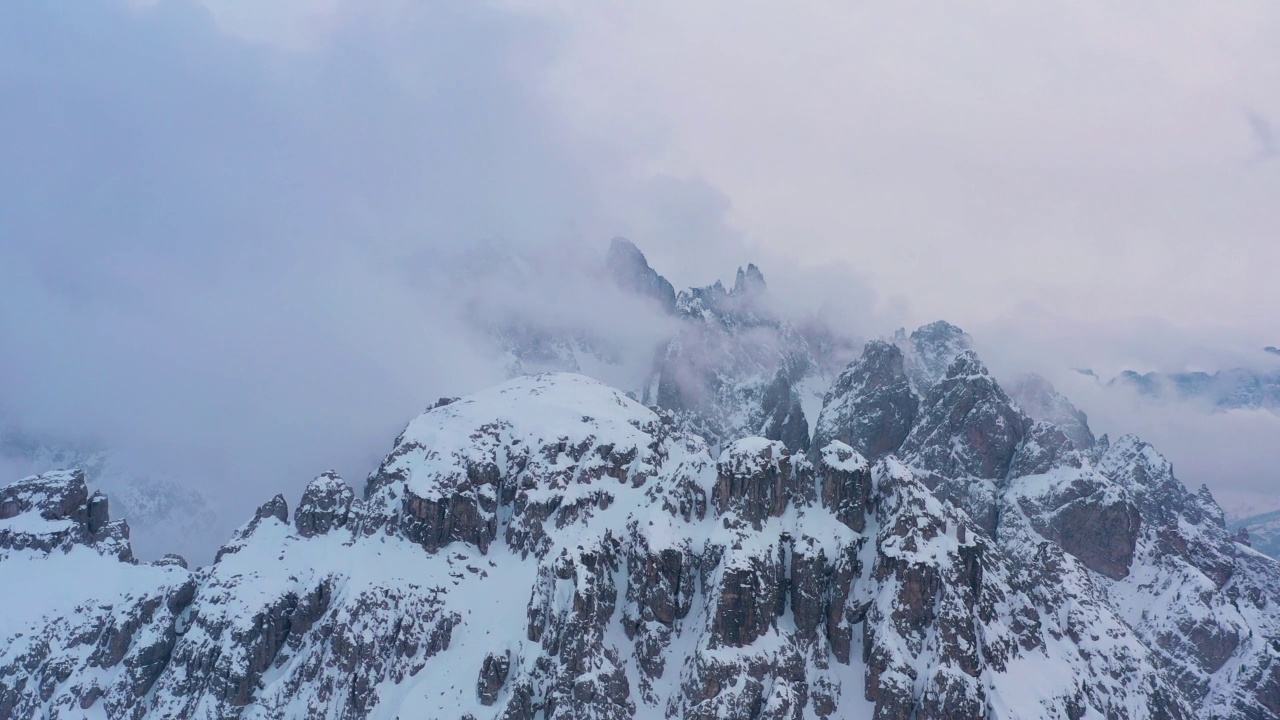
[812,340,918,461]
[294,471,355,538]
[862,460,990,720]
[900,351,1030,483]
[1054,499,1141,580]
[0,468,132,561]
[478,650,512,705]
[713,438,806,528]
[0,427,222,564]
[1008,420,1082,478]
[606,237,677,314]
[894,351,1029,535]
[1006,428,1280,717]
[756,370,811,453]
[214,493,288,562]
[817,441,871,533]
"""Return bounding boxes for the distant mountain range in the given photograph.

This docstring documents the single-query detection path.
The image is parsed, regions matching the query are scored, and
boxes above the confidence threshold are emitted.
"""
[1233,510,1280,562]
[1076,351,1280,413]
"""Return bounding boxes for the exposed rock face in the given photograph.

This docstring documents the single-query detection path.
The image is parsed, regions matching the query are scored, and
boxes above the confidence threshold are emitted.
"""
[900,351,1030,483]
[713,438,804,528]
[813,340,918,461]
[0,427,222,563]
[818,442,871,533]
[1013,465,1142,580]
[0,468,132,561]
[896,351,1029,535]
[1005,425,1280,718]
[606,237,677,315]
[294,471,355,538]
[756,370,812,453]
[4,371,1280,720]
[485,240,858,456]
[1008,420,1082,478]
[478,651,512,705]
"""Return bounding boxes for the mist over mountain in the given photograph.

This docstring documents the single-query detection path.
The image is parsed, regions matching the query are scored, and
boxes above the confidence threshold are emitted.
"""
[8,295,1280,717]
[4,2,1280,718]
[1083,346,1280,414]
[7,237,1280,718]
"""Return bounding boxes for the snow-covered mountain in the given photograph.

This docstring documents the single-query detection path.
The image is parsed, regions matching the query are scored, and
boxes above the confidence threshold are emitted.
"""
[6,353,1280,717]
[4,241,1280,718]
[0,428,222,563]
[487,239,859,454]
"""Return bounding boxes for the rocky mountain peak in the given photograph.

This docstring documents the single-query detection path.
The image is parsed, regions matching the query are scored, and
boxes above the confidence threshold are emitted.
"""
[896,348,1029,534]
[676,267,771,328]
[656,255,821,455]
[900,349,1029,482]
[895,320,975,393]
[605,236,677,314]
[0,427,220,562]
[812,340,918,461]
[295,471,356,538]
[732,263,766,298]
[945,349,987,379]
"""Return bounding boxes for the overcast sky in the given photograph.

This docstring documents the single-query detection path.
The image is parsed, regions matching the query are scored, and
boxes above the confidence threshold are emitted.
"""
[175,0,1280,358]
[1,1,1277,532]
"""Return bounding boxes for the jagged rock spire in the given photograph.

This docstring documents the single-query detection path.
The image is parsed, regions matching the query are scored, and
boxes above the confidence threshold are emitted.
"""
[732,263,766,298]
[812,340,918,461]
[900,350,1030,483]
[605,237,677,314]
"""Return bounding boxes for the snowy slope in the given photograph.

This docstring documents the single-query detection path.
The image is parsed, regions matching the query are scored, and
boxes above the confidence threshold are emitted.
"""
[6,370,1279,718]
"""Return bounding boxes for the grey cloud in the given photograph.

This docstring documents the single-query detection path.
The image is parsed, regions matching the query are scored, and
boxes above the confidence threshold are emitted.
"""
[0,1,748,554]
[1248,111,1278,161]
[4,0,1275,554]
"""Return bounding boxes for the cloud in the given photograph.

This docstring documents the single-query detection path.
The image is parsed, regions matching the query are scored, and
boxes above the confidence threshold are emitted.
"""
[1248,111,1278,162]
[539,0,1280,333]
[1054,373,1280,515]
[3,0,1275,551]
[970,308,1280,512]
[0,0,748,551]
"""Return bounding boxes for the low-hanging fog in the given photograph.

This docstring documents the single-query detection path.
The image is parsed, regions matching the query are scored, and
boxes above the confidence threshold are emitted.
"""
[2,1,1277,560]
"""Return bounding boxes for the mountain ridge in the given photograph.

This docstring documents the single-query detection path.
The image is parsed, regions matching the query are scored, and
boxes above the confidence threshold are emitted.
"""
[4,240,1280,719]
[4,364,1280,718]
